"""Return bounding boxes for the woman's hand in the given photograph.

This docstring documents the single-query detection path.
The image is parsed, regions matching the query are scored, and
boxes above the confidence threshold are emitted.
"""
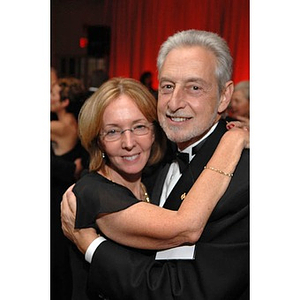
[226,121,250,149]
[61,184,98,254]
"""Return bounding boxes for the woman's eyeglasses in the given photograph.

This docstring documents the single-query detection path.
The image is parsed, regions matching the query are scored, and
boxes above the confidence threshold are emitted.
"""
[100,123,153,142]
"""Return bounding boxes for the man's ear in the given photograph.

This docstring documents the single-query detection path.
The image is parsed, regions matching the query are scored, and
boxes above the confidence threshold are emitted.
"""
[218,81,234,114]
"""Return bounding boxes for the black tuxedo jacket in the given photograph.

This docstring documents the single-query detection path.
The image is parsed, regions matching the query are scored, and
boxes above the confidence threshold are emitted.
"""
[87,120,249,300]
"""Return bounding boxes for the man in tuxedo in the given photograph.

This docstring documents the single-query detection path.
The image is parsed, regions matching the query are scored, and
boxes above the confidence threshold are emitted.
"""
[61,30,249,299]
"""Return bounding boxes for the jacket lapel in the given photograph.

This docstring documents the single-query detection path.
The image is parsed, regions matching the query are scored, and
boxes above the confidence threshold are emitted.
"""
[163,120,227,210]
[150,163,171,206]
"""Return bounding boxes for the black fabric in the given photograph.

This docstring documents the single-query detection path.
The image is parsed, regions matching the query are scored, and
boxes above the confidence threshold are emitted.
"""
[175,152,189,173]
[71,172,141,300]
[51,141,89,300]
[74,172,140,229]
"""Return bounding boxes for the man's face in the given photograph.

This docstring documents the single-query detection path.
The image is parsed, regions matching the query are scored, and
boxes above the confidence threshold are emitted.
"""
[157,46,225,150]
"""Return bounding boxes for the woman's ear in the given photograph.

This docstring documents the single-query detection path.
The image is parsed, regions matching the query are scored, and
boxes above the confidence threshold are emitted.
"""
[218,81,234,114]
[61,98,70,108]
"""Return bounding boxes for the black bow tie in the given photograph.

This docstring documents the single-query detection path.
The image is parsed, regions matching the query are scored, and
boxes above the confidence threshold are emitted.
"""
[175,139,207,173]
[175,152,189,173]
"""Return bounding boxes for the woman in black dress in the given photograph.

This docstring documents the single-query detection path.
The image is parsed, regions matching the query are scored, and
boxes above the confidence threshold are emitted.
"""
[51,77,89,299]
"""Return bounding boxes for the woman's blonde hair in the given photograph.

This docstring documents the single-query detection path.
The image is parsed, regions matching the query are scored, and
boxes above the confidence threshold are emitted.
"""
[79,77,166,172]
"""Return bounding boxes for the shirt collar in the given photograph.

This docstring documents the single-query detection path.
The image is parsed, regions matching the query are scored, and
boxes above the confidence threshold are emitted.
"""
[179,122,219,161]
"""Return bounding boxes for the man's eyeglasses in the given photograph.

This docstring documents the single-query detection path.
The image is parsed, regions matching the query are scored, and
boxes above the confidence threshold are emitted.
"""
[100,123,153,142]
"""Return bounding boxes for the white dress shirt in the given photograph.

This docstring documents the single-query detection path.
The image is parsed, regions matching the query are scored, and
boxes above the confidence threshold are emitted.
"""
[159,122,218,207]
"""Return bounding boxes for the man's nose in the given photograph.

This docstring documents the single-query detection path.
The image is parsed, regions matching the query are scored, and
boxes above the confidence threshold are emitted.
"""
[168,86,186,111]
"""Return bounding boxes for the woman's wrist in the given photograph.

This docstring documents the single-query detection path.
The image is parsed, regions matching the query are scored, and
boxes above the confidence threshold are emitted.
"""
[222,129,248,149]
[207,130,246,174]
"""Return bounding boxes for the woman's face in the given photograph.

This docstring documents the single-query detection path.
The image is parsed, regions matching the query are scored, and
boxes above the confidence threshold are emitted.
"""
[100,95,155,178]
[230,90,249,119]
[50,83,62,113]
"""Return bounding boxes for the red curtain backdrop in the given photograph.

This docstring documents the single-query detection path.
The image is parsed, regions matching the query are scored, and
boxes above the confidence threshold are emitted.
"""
[102,0,249,88]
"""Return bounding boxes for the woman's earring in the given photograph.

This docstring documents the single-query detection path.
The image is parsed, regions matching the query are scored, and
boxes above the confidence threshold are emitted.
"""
[102,152,106,159]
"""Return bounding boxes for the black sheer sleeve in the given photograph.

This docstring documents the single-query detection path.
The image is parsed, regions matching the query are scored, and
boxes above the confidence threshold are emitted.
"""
[74,172,139,228]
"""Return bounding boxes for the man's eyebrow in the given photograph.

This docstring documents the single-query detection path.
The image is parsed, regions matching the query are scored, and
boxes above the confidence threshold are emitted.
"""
[159,77,174,83]
[159,77,210,86]
[185,77,209,85]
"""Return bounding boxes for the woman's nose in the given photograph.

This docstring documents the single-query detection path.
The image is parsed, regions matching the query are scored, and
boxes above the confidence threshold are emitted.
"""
[121,130,136,149]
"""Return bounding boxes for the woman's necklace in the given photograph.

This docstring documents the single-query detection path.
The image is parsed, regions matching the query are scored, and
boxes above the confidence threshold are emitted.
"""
[103,166,150,203]
[140,182,150,203]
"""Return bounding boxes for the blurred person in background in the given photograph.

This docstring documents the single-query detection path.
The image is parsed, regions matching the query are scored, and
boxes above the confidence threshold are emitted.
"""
[227,80,249,126]
[140,71,158,100]
[51,77,89,299]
